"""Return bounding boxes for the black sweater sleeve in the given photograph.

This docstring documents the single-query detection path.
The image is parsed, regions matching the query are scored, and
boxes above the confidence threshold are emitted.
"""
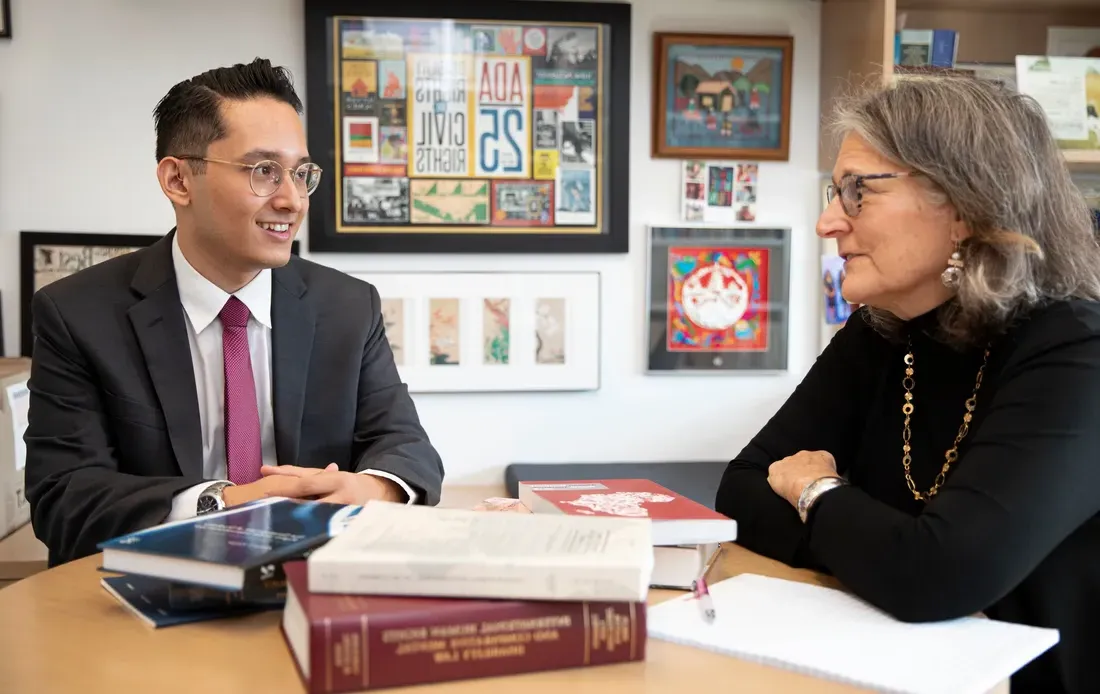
[808,322,1100,622]
[715,311,878,568]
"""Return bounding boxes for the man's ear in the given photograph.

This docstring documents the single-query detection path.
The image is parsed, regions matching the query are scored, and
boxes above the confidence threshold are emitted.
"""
[156,157,193,207]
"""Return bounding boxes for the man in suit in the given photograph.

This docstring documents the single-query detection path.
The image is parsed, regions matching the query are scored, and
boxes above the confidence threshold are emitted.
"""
[23,58,444,567]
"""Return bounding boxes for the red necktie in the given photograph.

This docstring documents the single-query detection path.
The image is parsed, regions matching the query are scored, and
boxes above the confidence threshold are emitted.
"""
[219,296,262,485]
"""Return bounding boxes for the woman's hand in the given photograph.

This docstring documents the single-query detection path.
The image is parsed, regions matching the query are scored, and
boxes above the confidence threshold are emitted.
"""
[768,450,839,507]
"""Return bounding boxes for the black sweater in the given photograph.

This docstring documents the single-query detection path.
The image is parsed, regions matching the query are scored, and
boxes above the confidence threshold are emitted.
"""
[716,299,1100,694]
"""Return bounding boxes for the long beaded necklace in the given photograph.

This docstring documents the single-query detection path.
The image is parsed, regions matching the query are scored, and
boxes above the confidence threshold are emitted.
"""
[900,336,990,501]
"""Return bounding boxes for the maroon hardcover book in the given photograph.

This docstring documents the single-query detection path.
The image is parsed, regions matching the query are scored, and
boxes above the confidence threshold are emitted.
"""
[280,561,647,692]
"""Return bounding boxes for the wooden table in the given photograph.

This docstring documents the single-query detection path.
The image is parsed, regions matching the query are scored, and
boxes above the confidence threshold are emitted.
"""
[0,485,1010,693]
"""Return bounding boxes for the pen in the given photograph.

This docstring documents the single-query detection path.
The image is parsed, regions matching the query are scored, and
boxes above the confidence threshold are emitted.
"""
[692,543,724,623]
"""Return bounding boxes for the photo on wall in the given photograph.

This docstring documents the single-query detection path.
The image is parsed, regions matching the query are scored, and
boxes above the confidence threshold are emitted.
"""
[821,254,857,326]
[645,225,790,374]
[681,159,757,222]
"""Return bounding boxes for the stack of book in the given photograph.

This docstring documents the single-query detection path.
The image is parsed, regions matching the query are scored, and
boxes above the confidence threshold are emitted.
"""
[97,497,363,627]
[283,501,654,692]
[516,478,738,589]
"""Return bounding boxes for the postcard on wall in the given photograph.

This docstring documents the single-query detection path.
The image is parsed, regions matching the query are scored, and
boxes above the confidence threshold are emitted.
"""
[350,272,601,392]
[681,159,758,223]
[821,255,857,326]
[1015,55,1100,149]
[646,225,789,374]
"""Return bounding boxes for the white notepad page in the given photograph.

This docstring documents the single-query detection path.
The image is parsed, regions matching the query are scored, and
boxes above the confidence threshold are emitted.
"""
[647,573,1059,694]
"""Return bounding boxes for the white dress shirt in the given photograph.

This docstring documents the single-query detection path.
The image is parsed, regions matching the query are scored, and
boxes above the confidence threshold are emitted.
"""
[167,234,415,521]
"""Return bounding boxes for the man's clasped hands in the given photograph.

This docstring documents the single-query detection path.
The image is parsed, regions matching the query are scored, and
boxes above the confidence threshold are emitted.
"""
[220,464,406,507]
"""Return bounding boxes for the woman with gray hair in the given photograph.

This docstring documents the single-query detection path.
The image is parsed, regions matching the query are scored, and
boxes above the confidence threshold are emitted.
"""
[715,76,1100,694]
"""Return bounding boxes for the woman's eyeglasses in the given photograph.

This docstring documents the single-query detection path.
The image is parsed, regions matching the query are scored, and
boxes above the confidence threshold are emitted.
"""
[825,172,919,217]
[172,156,323,197]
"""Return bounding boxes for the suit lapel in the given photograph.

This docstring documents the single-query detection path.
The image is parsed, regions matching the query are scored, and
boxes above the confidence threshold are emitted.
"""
[271,261,314,467]
[127,232,204,478]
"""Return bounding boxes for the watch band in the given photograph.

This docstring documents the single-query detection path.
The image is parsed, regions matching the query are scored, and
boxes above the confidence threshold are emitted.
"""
[797,476,848,523]
[196,480,234,515]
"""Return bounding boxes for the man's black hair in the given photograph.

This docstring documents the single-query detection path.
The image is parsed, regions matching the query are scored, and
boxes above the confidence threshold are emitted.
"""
[153,57,302,172]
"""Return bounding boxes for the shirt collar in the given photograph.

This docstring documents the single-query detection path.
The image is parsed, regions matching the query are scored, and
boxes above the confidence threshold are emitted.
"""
[171,233,272,333]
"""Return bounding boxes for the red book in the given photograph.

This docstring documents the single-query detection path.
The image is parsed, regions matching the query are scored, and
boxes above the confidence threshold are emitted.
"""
[280,561,646,693]
[518,479,738,546]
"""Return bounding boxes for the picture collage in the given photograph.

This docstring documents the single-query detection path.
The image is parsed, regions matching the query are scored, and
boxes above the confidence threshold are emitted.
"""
[333,17,605,235]
[680,159,758,223]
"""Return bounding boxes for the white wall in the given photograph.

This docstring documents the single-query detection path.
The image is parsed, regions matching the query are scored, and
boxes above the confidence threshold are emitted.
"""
[0,0,823,484]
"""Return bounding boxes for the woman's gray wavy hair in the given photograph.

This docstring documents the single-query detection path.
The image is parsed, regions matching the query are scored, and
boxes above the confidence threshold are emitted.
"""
[828,76,1100,347]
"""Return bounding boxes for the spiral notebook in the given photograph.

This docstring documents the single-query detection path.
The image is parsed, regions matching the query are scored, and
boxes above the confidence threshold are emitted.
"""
[647,573,1059,694]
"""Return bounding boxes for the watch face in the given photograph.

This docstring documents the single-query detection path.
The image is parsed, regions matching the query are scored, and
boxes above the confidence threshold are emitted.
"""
[197,494,220,514]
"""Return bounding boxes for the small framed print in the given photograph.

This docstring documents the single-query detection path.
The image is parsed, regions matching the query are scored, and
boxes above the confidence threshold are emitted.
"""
[645,225,790,374]
[352,271,601,392]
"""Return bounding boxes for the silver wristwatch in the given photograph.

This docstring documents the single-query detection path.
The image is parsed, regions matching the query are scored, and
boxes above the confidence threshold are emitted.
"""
[196,481,234,515]
[797,476,848,523]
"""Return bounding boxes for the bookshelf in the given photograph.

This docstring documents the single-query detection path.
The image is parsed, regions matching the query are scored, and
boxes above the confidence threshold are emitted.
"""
[818,0,1100,172]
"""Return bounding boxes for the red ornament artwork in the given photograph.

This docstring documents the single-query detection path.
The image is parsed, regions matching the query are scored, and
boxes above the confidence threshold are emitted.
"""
[666,246,769,352]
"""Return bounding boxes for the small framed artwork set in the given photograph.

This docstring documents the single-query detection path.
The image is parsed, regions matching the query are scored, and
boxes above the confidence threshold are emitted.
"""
[358,272,600,393]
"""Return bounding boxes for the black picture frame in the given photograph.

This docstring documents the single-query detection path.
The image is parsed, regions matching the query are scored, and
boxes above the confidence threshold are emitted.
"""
[303,0,632,254]
[645,225,790,374]
[19,231,300,356]
[0,0,11,39]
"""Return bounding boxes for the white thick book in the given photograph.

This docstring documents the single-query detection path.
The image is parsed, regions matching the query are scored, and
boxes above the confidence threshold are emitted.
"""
[648,573,1059,694]
[307,500,654,602]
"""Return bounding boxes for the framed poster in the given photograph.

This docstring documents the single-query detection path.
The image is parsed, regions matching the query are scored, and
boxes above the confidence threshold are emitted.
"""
[19,231,299,356]
[652,33,793,161]
[304,0,632,253]
[350,271,600,392]
[645,225,790,374]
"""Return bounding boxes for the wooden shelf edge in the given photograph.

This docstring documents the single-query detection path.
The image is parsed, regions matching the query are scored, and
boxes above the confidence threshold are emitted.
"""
[1064,150,1100,168]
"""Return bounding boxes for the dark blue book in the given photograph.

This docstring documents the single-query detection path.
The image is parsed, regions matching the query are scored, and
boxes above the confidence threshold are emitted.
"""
[100,574,279,628]
[98,498,362,592]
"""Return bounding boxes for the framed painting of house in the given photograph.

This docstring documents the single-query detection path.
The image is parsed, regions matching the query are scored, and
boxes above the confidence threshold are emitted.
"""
[652,33,793,161]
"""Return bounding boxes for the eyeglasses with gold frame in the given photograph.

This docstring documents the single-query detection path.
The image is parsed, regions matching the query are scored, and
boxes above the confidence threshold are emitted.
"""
[173,156,323,197]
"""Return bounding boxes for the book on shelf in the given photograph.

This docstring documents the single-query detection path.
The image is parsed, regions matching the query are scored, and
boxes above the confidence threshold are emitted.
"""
[281,561,646,693]
[648,573,1059,694]
[97,497,361,593]
[517,479,738,589]
[306,500,654,602]
[895,29,957,69]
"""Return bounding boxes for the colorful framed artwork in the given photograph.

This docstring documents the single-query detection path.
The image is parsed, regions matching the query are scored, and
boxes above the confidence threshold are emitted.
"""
[350,271,601,392]
[652,33,793,161]
[304,0,632,254]
[645,225,790,374]
[19,231,300,356]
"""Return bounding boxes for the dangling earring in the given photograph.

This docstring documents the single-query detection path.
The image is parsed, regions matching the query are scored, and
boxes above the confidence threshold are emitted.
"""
[941,241,964,288]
